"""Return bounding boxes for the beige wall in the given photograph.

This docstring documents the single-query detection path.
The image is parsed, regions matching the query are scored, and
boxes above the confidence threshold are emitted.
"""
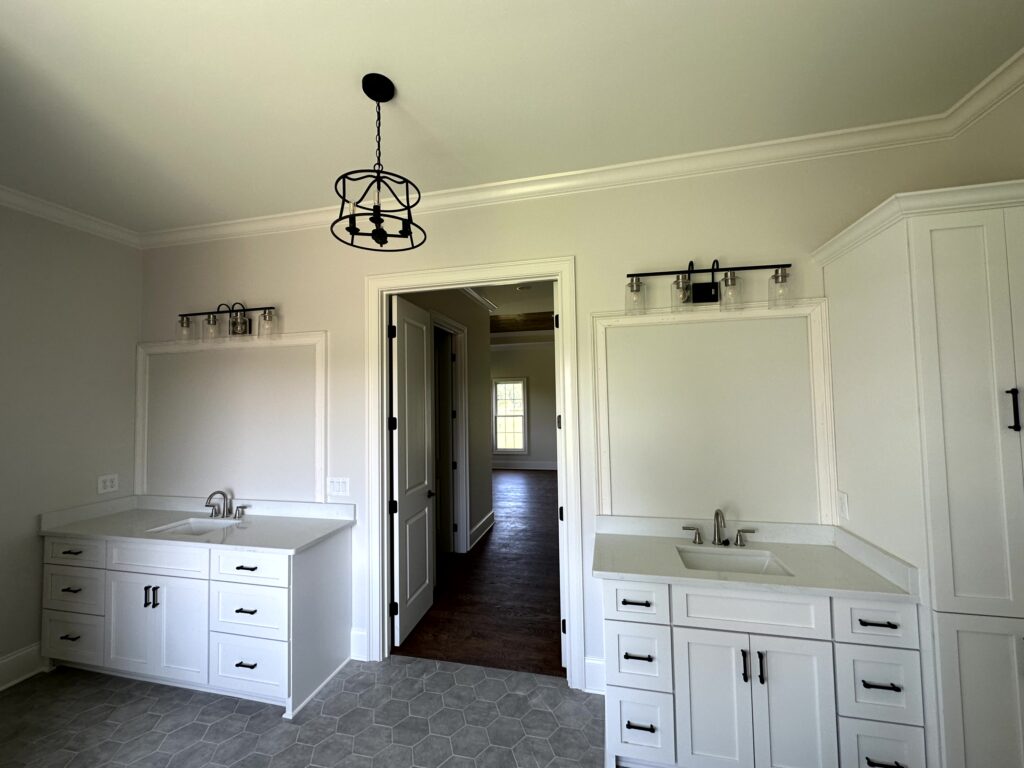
[490,343,557,469]
[137,84,1024,664]
[0,207,141,659]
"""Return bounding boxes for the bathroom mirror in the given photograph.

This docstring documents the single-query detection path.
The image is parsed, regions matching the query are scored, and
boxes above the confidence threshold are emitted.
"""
[593,299,837,524]
[135,332,326,501]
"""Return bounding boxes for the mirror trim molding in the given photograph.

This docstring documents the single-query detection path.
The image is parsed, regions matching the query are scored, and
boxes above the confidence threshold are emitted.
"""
[592,299,838,524]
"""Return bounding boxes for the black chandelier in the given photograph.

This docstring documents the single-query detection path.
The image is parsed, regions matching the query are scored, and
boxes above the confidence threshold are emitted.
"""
[331,73,426,252]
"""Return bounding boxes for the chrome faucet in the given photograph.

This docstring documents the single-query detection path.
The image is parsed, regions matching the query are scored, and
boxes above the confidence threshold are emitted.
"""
[712,508,727,545]
[205,490,233,519]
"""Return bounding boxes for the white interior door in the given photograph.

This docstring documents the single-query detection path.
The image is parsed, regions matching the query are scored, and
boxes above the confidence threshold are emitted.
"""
[391,295,435,645]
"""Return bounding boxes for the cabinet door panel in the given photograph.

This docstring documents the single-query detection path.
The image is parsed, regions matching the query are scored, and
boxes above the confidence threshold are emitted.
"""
[750,634,836,768]
[150,575,208,684]
[105,571,154,674]
[673,627,754,768]
[910,210,1024,616]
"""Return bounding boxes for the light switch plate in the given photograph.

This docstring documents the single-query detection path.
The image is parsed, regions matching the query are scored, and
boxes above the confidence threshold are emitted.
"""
[838,490,850,520]
[327,477,350,497]
[97,473,119,494]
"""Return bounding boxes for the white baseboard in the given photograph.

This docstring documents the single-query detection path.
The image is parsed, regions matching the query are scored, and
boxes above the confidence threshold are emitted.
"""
[469,511,495,549]
[0,643,46,691]
[491,459,557,471]
[350,628,368,662]
[584,655,606,694]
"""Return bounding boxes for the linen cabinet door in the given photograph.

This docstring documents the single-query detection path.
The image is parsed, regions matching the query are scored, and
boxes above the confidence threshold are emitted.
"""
[673,627,754,768]
[149,575,208,684]
[749,634,836,768]
[105,570,155,675]
[910,210,1024,617]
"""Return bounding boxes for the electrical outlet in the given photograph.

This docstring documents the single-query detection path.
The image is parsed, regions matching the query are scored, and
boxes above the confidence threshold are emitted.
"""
[838,490,850,521]
[97,473,119,494]
[327,477,350,497]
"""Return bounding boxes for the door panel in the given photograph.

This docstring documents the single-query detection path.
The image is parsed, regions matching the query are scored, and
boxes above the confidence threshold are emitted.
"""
[105,571,153,674]
[151,575,208,684]
[391,296,434,645]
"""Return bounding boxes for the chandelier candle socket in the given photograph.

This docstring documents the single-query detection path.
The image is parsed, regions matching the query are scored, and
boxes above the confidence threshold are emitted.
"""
[331,73,426,252]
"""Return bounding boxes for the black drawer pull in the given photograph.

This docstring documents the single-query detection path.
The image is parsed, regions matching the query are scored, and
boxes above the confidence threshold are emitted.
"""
[861,680,903,693]
[61,549,83,556]
[858,618,899,630]
[235,661,258,670]
[59,634,81,642]
[623,653,654,662]
[866,759,905,768]
[625,721,655,733]
[235,565,258,572]
[235,608,258,615]
[741,649,750,683]
[620,599,651,608]
[757,651,766,685]
[60,587,83,594]
[151,586,160,608]
[144,585,152,608]
[1008,388,1022,431]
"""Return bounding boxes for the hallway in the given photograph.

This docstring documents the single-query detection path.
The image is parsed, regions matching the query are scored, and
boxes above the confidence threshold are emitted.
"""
[397,470,562,676]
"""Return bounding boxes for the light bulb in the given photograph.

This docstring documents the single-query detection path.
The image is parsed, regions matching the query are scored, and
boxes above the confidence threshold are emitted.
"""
[625,277,647,314]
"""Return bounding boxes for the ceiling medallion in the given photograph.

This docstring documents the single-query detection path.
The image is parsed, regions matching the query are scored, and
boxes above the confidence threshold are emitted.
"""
[331,73,426,252]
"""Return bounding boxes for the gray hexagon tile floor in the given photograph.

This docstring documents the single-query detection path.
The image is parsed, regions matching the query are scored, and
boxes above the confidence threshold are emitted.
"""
[0,656,604,768]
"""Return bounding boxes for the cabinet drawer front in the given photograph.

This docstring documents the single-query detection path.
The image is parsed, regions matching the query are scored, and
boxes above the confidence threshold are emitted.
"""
[604,685,675,764]
[835,644,923,726]
[671,586,832,639]
[44,537,106,568]
[833,599,919,649]
[43,565,106,616]
[603,621,672,693]
[107,541,209,579]
[212,550,290,588]
[839,718,926,768]
[41,609,103,665]
[210,582,289,641]
[209,632,288,698]
[602,581,669,625]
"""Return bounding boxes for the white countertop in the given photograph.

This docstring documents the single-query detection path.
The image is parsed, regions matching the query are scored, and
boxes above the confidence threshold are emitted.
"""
[593,533,911,600]
[41,508,353,555]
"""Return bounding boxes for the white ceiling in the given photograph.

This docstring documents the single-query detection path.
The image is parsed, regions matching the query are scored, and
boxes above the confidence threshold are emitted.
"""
[476,282,555,315]
[2,1,1023,233]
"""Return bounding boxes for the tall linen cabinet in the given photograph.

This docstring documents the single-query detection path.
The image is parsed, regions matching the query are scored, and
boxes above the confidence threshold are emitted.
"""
[816,181,1024,768]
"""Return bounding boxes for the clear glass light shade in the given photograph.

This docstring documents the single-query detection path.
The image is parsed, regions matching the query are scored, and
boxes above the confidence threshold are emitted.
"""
[258,309,278,337]
[625,277,647,314]
[176,316,195,341]
[201,314,220,341]
[719,271,743,310]
[670,274,692,311]
[770,267,791,306]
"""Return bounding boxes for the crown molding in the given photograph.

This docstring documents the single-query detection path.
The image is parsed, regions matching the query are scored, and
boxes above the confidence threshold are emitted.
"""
[0,183,140,247]
[812,178,1024,266]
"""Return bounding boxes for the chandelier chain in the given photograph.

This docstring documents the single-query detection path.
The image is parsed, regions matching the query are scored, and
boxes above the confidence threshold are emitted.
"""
[374,101,383,172]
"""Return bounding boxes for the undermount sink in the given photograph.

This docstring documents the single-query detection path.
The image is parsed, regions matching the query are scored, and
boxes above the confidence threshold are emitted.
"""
[677,545,794,577]
[147,518,240,536]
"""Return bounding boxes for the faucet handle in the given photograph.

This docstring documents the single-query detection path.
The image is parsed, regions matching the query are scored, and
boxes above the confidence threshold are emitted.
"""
[735,528,757,547]
[234,505,249,520]
[682,526,703,545]
[206,502,222,519]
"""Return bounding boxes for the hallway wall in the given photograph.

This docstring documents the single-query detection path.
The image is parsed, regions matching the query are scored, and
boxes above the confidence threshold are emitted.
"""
[490,342,557,470]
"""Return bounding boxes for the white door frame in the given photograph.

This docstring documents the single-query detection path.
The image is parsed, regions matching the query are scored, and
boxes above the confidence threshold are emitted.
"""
[365,255,585,688]
[429,311,471,554]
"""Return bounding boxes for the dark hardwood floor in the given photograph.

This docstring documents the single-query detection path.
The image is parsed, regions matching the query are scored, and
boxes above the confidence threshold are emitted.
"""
[396,469,563,677]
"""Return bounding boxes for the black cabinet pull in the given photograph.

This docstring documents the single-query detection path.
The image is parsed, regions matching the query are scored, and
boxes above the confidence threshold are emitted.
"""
[60,587,83,594]
[144,585,152,608]
[740,649,750,683]
[1008,388,1022,431]
[235,661,258,670]
[59,634,80,642]
[623,653,653,662]
[621,599,651,608]
[858,618,899,630]
[151,586,160,608]
[757,651,766,685]
[861,680,903,693]
[625,721,655,733]
[61,549,83,556]
[866,759,905,768]
[235,565,258,572]
[235,608,258,615]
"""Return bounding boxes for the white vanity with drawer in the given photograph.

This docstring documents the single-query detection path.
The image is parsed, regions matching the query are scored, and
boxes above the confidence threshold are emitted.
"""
[39,501,353,719]
[595,529,926,768]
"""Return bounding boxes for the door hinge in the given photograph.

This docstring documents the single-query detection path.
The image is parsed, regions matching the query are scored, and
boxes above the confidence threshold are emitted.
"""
[451,353,456,363]
[388,416,398,431]
[453,523,458,532]
[390,601,399,617]
[452,461,458,470]
[554,313,560,329]
[561,619,566,634]
[558,506,564,521]
[452,409,457,419]
[389,499,398,515]
[388,324,397,339]
[556,414,562,429]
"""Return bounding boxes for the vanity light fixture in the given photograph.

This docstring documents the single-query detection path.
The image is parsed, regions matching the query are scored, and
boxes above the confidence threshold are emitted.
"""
[625,260,793,311]
[770,266,791,306]
[176,302,278,341]
[330,73,426,252]
[625,276,647,314]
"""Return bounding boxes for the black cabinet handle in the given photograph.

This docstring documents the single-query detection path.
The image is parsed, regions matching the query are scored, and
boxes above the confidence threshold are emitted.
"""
[866,759,905,768]
[858,618,899,630]
[151,586,160,608]
[623,653,654,662]
[59,634,80,642]
[61,549,83,556]
[625,721,655,733]
[861,680,903,693]
[757,651,766,685]
[741,649,750,683]
[235,608,258,616]
[1008,388,1022,431]
[61,587,83,594]
[621,599,651,608]
[235,661,258,670]
[235,565,258,572]
[144,585,152,608]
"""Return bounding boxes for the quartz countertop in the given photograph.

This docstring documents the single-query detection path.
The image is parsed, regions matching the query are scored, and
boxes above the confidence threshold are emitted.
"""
[40,508,353,555]
[593,533,910,600]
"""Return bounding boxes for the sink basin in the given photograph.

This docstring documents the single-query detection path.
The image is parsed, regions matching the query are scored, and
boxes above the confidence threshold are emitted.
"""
[147,518,240,536]
[676,545,794,576]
